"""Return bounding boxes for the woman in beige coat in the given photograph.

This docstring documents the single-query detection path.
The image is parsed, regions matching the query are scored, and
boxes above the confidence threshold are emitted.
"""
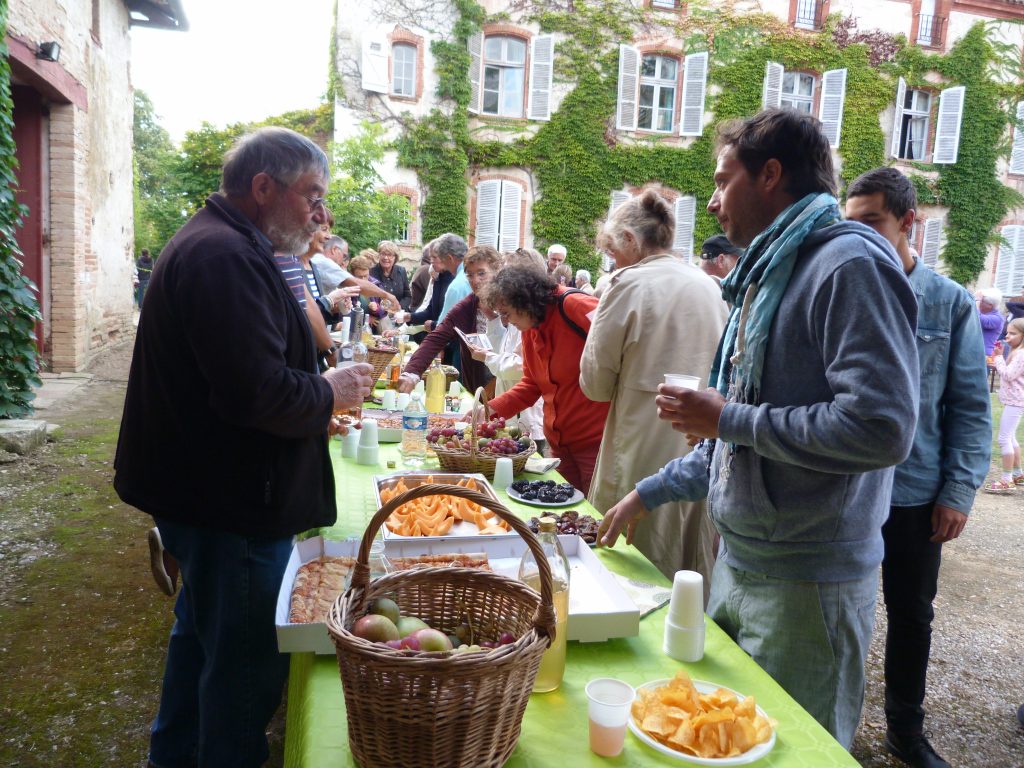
[580,189,727,598]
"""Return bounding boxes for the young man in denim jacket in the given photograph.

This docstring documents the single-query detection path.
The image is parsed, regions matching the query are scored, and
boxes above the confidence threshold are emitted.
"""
[846,167,991,768]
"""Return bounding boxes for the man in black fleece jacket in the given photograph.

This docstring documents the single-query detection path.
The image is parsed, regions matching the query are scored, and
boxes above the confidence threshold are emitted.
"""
[114,127,372,768]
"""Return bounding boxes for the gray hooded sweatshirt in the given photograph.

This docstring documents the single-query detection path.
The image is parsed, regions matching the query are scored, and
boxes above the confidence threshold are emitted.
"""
[636,221,920,582]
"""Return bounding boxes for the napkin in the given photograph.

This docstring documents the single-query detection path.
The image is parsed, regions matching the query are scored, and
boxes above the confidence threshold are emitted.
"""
[611,573,672,619]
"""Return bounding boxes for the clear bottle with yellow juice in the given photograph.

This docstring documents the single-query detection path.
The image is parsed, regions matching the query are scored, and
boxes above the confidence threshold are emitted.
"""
[519,517,570,693]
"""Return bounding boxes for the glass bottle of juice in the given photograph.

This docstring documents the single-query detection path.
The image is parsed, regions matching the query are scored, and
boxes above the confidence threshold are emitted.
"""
[425,360,446,414]
[518,517,570,693]
[334,317,365,425]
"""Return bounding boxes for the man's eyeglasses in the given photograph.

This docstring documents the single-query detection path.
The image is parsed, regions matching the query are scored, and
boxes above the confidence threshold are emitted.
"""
[699,252,719,261]
[273,178,326,212]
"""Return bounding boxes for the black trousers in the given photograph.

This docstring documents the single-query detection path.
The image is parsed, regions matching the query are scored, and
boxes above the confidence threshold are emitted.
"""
[881,502,943,736]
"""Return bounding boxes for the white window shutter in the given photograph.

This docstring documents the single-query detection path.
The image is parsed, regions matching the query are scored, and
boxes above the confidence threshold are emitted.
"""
[996,226,1020,293]
[467,32,483,115]
[934,85,965,164]
[609,190,630,218]
[680,51,708,137]
[762,61,783,110]
[890,77,907,158]
[361,36,389,94]
[818,68,847,149]
[920,218,943,267]
[672,195,697,260]
[1013,226,1024,296]
[1010,102,1024,175]
[474,180,500,248]
[527,35,554,122]
[616,44,640,131]
[498,181,522,252]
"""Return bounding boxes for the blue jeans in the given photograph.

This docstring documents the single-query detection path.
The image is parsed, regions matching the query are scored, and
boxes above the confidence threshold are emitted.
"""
[708,559,878,749]
[148,518,293,768]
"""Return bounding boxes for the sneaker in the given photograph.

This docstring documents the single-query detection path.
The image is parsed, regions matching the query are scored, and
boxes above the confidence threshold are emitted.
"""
[885,730,950,768]
[983,479,1016,494]
[147,527,179,596]
[1013,473,1024,487]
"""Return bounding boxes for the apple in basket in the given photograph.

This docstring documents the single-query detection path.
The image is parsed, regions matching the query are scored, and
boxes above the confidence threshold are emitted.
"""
[413,628,453,652]
[352,614,400,643]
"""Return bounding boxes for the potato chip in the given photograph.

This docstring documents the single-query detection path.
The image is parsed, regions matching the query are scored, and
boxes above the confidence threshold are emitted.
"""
[632,671,775,759]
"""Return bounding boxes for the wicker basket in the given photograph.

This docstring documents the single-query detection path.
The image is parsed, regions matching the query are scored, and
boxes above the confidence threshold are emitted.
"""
[432,387,536,476]
[327,484,555,768]
[367,345,399,383]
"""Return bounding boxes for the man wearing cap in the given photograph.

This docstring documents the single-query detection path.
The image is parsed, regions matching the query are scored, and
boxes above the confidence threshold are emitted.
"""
[698,235,743,285]
[547,243,567,273]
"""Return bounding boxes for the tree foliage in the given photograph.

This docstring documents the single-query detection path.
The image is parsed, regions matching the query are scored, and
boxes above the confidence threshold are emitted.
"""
[326,122,411,252]
[133,91,186,256]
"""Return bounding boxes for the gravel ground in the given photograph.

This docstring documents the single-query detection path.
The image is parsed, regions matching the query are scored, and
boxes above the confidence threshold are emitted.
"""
[1,338,1023,766]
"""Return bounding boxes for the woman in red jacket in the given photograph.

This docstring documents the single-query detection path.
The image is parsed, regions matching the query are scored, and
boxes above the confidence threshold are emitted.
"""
[483,266,609,494]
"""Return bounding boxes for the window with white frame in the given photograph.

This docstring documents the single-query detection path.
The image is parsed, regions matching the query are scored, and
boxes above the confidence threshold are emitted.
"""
[395,196,412,243]
[617,47,707,136]
[794,0,823,30]
[781,72,815,113]
[762,62,847,147]
[638,55,678,133]
[890,78,964,164]
[392,43,416,98]
[996,225,1024,295]
[475,180,523,252]
[897,89,931,160]
[468,33,554,121]
[481,36,526,117]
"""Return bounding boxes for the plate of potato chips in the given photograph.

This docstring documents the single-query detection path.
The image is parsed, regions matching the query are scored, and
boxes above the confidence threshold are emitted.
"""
[628,671,776,765]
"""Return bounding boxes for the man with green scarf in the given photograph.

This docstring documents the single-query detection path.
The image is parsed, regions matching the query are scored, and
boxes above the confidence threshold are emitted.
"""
[597,109,920,749]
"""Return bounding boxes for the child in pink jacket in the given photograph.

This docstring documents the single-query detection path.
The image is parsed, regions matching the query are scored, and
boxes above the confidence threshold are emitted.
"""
[985,318,1024,492]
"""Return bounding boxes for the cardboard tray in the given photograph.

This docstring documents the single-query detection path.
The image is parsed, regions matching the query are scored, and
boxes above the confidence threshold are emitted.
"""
[374,472,515,539]
[275,536,360,655]
[275,534,640,654]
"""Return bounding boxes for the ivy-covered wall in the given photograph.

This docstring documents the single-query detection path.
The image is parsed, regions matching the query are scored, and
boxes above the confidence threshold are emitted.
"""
[0,1,43,416]
[387,1,1023,283]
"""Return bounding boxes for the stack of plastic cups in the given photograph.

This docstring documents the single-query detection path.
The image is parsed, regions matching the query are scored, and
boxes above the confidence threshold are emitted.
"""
[356,418,380,466]
[663,570,705,662]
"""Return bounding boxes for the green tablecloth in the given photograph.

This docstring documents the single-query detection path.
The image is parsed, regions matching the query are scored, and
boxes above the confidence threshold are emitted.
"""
[283,442,858,767]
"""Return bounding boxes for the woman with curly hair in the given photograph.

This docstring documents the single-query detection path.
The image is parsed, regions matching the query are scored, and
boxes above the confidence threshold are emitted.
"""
[482,266,609,493]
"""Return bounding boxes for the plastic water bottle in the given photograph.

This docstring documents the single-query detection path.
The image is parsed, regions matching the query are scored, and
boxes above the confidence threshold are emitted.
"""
[400,389,428,467]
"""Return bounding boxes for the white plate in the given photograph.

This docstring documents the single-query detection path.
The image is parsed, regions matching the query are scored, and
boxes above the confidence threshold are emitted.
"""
[628,679,776,766]
[506,484,584,508]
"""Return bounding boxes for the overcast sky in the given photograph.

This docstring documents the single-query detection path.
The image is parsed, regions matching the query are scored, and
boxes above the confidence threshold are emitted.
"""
[130,0,333,143]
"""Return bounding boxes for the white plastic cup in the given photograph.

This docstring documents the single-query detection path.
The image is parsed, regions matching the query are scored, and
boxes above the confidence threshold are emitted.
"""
[396,392,411,410]
[664,617,705,663]
[356,444,380,466]
[341,429,360,458]
[359,418,379,448]
[493,456,514,489]
[664,570,705,662]
[585,678,635,757]
[664,373,701,390]
[381,389,397,410]
[667,570,704,627]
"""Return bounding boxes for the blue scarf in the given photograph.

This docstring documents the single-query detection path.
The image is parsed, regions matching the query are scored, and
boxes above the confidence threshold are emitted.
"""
[710,193,840,405]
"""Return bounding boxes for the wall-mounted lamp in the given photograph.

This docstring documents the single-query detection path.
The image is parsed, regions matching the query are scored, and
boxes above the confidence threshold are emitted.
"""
[35,41,61,63]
